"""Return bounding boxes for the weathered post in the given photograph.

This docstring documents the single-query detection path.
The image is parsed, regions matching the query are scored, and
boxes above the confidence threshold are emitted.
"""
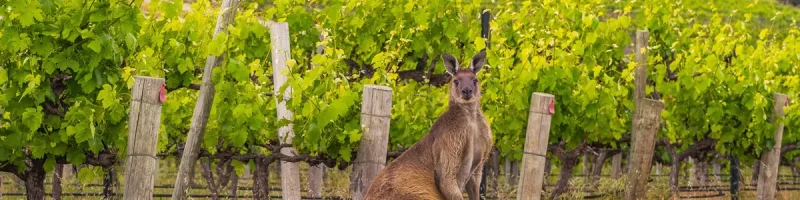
[123,76,165,200]
[242,164,251,179]
[625,99,664,199]
[488,149,500,196]
[510,160,520,186]
[350,85,393,200]
[269,22,302,200]
[171,0,238,198]
[62,164,73,180]
[517,93,555,200]
[688,157,697,186]
[611,153,622,179]
[756,93,788,200]
[505,158,511,183]
[307,34,327,199]
[712,161,721,183]
[624,30,665,200]
[656,162,663,176]
[697,160,708,186]
[308,164,325,198]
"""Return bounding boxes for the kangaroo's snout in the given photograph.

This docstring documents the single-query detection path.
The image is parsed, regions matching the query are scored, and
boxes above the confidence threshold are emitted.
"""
[461,87,473,99]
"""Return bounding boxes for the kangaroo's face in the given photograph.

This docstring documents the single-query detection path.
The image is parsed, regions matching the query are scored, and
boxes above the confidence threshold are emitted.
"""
[442,50,486,104]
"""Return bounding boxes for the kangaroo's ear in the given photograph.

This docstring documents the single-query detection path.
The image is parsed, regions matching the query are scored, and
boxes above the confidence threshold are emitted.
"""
[470,49,486,74]
[442,53,459,76]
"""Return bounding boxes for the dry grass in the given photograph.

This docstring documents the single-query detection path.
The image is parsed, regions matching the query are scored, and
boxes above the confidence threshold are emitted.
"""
[2,162,800,199]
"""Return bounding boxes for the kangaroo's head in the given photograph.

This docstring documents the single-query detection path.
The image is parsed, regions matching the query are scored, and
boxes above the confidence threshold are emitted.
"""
[442,49,486,104]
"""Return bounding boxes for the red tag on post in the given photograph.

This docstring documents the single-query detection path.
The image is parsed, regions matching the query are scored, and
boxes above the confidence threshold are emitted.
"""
[548,99,555,114]
[159,84,167,103]
[787,97,790,107]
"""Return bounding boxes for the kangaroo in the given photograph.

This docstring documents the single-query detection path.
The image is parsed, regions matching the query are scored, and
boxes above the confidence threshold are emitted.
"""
[363,50,493,200]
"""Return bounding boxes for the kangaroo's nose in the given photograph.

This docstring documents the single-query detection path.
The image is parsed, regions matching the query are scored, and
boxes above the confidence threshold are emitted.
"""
[462,88,473,96]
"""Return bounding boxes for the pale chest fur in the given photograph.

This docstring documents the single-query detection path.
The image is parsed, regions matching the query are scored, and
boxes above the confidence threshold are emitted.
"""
[454,114,491,187]
[471,114,492,168]
[462,112,493,175]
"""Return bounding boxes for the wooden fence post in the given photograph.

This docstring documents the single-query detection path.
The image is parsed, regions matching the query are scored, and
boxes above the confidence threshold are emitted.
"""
[624,98,664,199]
[611,153,622,179]
[308,164,325,198]
[62,164,73,180]
[171,0,238,199]
[624,30,665,200]
[269,22,302,200]
[123,76,165,200]
[688,157,697,186]
[632,30,649,105]
[713,161,721,183]
[307,33,327,199]
[697,160,708,186]
[484,149,499,197]
[350,85,393,200]
[517,93,555,200]
[756,93,789,200]
[656,162,663,176]
[505,158,511,183]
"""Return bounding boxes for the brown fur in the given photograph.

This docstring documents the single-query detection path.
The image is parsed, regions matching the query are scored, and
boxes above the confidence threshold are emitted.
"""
[363,50,492,200]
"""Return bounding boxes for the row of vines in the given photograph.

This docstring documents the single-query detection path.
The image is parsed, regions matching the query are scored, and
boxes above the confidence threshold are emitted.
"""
[1,0,800,199]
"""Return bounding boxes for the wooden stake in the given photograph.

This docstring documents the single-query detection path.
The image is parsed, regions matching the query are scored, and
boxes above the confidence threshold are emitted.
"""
[350,85,392,200]
[505,158,512,185]
[124,76,165,200]
[756,93,788,200]
[62,164,73,180]
[688,157,697,186]
[172,0,238,199]
[633,30,649,104]
[624,99,664,200]
[624,29,665,200]
[713,161,721,183]
[488,149,500,196]
[308,164,325,198]
[268,22,302,200]
[307,33,327,199]
[611,153,622,179]
[656,162,663,176]
[517,93,555,200]
[510,160,520,186]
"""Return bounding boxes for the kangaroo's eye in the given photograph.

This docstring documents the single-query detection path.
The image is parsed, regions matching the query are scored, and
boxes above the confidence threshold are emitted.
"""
[473,78,478,84]
[454,80,460,86]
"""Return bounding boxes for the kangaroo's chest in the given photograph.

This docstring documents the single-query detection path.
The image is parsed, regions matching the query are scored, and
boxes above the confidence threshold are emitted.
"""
[471,120,492,167]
